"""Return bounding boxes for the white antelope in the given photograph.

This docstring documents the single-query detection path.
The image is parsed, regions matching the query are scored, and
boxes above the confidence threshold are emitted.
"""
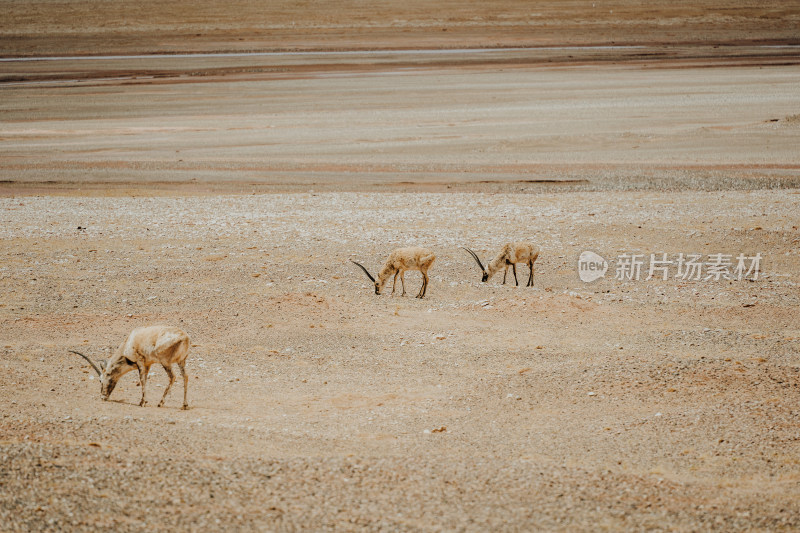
[70,325,191,409]
[351,246,436,298]
[463,242,540,287]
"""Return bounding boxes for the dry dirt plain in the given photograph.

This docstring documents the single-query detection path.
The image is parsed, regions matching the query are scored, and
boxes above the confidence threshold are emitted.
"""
[2,0,798,57]
[2,1,800,531]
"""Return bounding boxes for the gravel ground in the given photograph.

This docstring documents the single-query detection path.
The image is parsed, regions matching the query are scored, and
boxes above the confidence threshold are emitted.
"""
[1,190,799,530]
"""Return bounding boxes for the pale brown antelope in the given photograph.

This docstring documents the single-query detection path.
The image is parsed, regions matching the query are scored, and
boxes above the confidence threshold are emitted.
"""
[70,325,191,409]
[351,246,436,298]
[463,242,540,287]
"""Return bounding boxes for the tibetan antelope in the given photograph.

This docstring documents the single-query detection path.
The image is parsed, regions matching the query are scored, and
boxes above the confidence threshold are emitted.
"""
[351,247,436,298]
[71,325,191,409]
[463,242,540,287]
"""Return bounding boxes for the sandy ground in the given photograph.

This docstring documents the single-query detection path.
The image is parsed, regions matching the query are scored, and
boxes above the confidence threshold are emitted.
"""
[2,1,800,531]
[2,55,800,196]
[2,0,799,57]
[1,190,799,530]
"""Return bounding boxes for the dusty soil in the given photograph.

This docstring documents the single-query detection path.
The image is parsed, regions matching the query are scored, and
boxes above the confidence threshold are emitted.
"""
[2,0,799,58]
[2,55,800,197]
[2,1,800,531]
[1,190,799,531]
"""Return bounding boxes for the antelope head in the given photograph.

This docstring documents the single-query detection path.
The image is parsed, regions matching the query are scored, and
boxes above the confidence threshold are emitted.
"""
[462,247,488,282]
[351,260,382,295]
[70,349,137,400]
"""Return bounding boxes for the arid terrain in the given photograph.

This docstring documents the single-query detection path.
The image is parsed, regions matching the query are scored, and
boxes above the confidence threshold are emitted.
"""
[2,0,799,58]
[1,1,800,531]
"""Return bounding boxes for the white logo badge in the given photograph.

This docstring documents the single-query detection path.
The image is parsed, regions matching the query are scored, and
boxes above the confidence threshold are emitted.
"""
[578,251,608,283]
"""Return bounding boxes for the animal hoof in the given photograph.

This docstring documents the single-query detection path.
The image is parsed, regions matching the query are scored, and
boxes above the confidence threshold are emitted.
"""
[139,401,147,407]
[182,405,189,410]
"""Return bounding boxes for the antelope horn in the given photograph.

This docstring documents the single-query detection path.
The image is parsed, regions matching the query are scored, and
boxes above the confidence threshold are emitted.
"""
[461,247,486,272]
[350,260,376,283]
[69,350,102,376]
